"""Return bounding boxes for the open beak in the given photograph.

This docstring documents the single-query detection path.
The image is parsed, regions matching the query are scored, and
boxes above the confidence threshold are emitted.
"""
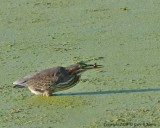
[68,62,104,75]
[79,62,103,69]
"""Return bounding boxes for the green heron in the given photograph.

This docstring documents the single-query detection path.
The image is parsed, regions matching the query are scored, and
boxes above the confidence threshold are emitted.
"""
[13,62,103,96]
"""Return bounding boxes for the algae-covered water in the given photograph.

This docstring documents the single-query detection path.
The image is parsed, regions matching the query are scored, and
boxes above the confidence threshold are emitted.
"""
[0,0,160,127]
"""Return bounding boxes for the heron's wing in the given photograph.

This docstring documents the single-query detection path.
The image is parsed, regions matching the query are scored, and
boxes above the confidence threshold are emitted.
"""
[50,74,80,93]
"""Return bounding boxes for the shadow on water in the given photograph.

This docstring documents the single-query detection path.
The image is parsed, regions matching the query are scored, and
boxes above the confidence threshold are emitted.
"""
[54,88,160,96]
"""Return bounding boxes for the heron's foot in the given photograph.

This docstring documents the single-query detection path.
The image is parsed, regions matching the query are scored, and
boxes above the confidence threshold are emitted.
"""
[43,90,52,97]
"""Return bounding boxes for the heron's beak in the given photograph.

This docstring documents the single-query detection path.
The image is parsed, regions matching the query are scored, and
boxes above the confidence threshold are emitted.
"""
[78,62,103,69]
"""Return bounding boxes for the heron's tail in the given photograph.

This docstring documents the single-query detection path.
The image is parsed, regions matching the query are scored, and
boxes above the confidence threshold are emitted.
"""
[13,76,29,88]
